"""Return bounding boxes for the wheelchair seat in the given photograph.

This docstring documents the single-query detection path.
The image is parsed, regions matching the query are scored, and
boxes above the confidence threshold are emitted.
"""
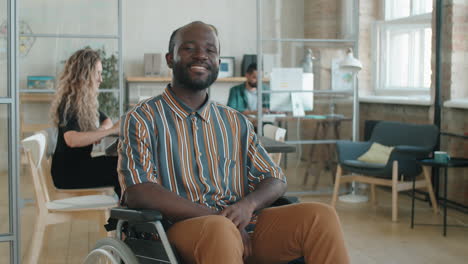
[84,197,305,264]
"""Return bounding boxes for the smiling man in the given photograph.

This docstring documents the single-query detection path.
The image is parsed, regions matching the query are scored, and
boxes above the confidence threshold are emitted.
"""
[118,21,349,264]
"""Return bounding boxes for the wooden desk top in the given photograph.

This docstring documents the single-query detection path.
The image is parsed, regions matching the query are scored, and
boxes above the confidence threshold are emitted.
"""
[259,136,296,153]
[20,93,55,102]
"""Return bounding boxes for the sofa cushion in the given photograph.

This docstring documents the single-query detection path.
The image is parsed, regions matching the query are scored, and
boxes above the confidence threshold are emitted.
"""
[357,142,394,164]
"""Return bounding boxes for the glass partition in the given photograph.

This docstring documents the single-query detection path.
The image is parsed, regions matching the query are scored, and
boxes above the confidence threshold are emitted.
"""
[18,38,119,90]
[0,105,9,234]
[16,1,122,262]
[19,38,120,137]
[19,0,118,36]
[0,242,11,264]
[1,0,16,262]
[18,1,122,137]
[259,0,358,193]
[0,0,7,97]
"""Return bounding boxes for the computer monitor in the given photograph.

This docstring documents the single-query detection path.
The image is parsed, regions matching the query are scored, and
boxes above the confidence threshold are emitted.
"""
[269,68,314,113]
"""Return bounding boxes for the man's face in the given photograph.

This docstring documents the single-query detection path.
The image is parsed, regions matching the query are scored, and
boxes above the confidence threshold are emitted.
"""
[246,70,257,88]
[168,23,220,91]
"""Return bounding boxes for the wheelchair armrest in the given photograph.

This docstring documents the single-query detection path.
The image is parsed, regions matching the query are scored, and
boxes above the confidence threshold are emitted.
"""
[110,207,163,223]
[271,196,300,207]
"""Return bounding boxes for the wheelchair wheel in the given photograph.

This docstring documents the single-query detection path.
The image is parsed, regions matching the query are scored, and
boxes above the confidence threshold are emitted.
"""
[83,237,139,264]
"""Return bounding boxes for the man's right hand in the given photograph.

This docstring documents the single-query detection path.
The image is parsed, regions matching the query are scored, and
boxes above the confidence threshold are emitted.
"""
[220,198,255,230]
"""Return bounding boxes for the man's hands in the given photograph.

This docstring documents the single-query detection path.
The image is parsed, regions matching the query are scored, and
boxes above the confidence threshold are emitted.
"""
[219,178,287,260]
[220,199,256,260]
[239,228,252,261]
[220,199,255,230]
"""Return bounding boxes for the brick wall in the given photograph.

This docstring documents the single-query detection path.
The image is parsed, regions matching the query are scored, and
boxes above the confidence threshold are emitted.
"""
[358,0,468,206]
[296,1,467,203]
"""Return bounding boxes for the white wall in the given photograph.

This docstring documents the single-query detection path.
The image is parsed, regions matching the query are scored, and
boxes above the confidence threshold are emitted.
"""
[16,0,302,145]
[16,0,257,83]
[123,0,257,77]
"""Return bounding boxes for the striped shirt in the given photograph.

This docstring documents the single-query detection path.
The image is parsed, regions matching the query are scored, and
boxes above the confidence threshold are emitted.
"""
[118,85,285,212]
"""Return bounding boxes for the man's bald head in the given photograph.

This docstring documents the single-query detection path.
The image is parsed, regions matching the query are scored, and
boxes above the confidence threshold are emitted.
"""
[168,21,219,56]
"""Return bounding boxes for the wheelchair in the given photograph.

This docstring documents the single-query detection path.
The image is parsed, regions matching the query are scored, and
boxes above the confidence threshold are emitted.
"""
[83,196,305,264]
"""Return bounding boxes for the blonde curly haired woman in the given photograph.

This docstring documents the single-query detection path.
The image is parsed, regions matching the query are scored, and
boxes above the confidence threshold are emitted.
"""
[50,48,121,197]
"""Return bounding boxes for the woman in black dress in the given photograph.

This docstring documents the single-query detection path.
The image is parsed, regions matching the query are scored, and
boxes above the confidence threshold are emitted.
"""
[49,48,121,197]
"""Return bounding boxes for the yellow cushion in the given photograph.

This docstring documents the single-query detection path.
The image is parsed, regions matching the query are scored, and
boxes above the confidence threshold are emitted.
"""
[357,143,394,164]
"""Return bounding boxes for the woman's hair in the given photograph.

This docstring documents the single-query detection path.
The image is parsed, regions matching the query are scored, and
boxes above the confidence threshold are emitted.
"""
[50,48,101,131]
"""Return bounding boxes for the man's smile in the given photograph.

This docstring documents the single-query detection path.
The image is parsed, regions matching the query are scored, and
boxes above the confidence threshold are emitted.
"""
[190,65,208,73]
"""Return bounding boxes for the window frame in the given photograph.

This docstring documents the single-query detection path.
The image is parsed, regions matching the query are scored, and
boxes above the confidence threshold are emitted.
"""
[372,1,432,96]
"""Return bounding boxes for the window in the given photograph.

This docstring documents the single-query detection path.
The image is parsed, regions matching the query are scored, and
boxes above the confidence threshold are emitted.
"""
[373,0,432,95]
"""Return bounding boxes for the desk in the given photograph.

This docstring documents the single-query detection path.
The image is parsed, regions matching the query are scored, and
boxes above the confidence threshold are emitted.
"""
[259,136,296,153]
[414,158,468,236]
[105,136,296,157]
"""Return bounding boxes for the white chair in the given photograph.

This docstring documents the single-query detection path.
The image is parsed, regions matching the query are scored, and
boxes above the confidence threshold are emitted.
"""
[263,124,287,166]
[22,131,119,263]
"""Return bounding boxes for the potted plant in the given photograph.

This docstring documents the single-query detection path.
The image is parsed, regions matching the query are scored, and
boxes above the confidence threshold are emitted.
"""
[95,47,120,120]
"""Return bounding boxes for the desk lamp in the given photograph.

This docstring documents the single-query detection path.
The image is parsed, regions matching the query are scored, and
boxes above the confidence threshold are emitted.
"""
[338,48,368,203]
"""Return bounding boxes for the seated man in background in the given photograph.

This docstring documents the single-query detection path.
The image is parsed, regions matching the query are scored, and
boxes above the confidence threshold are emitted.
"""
[227,62,270,116]
[118,21,349,264]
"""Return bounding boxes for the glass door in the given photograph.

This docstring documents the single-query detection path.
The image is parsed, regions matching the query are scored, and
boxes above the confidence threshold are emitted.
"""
[0,0,20,263]
[257,0,358,194]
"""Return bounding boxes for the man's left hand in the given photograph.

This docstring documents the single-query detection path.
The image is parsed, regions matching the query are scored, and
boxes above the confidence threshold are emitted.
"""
[220,199,255,230]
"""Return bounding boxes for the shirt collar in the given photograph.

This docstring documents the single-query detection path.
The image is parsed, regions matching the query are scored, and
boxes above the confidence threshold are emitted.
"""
[162,84,211,122]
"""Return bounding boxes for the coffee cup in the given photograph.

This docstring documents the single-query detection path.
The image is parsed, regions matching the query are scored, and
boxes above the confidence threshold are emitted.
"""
[434,151,450,163]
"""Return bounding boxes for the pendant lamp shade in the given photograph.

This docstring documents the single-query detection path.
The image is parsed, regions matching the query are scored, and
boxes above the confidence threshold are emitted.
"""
[340,48,362,72]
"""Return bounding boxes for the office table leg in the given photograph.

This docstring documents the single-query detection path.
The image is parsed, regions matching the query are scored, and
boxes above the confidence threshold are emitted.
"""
[304,122,321,185]
[444,167,447,236]
[411,174,416,229]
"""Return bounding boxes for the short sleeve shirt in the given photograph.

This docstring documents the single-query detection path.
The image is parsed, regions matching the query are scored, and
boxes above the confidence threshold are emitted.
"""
[118,85,285,212]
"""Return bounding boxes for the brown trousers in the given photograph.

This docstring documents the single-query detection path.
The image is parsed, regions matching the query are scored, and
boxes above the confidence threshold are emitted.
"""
[167,202,350,264]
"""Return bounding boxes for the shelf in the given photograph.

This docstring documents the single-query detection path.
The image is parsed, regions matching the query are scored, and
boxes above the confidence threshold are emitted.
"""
[20,33,119,39]
[20,89,118,94]
[261,38,356,43]
[263,89,353,94]
[20,93,54,102]
[126,76,253,83]
[20,89,55,93]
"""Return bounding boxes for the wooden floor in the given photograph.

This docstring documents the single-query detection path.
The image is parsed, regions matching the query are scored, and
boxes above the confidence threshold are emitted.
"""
[1,163,468,263]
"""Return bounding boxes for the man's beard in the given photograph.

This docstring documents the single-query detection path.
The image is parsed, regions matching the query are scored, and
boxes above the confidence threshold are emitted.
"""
[248,81,257,88]
[173,62,219,91]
